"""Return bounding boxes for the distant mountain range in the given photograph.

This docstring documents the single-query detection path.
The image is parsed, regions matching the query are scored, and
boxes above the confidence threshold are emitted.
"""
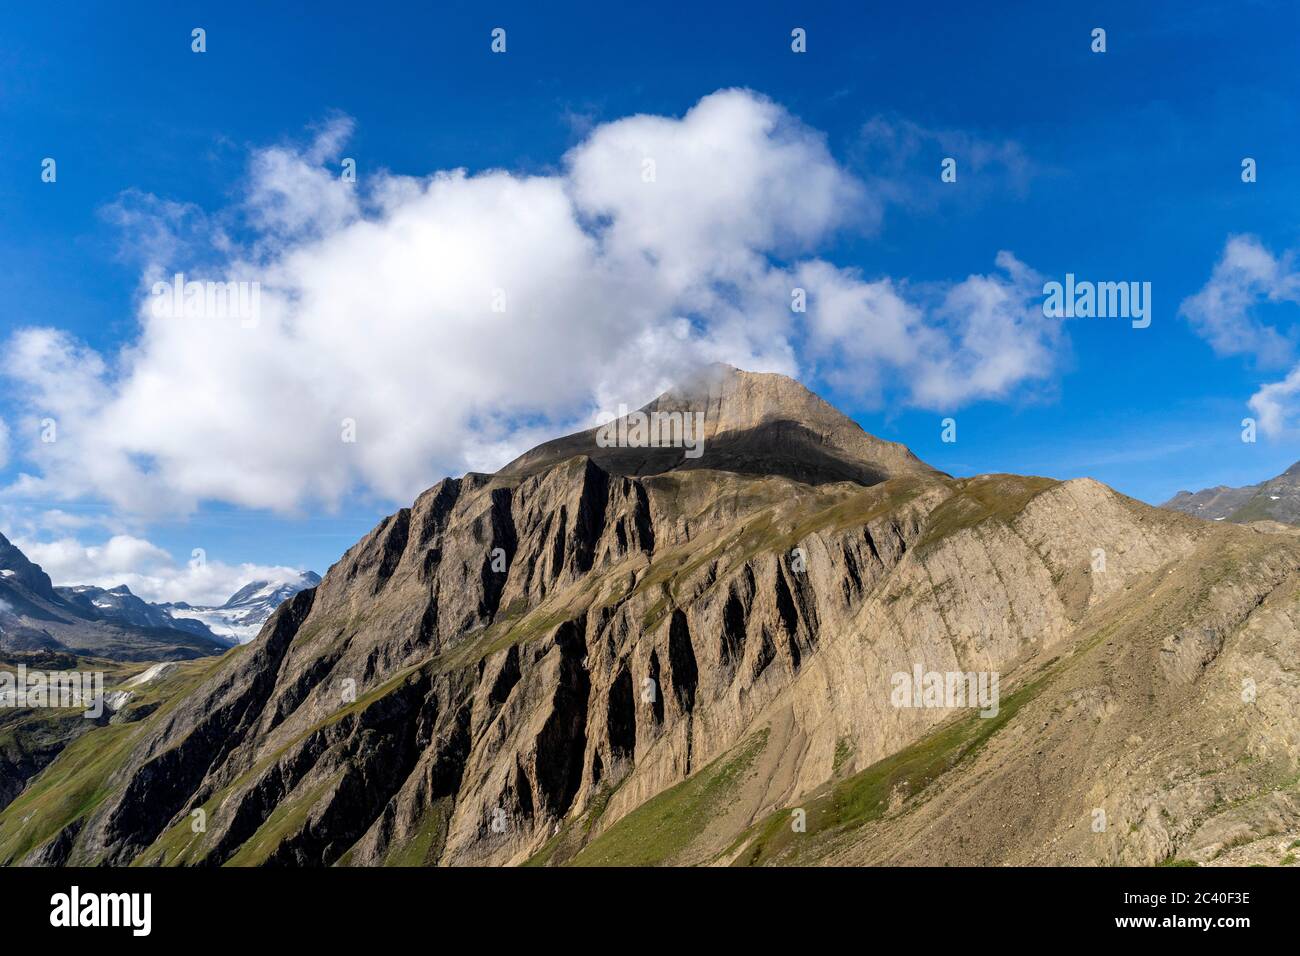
[0,532,227,661]
[164,572,322,644]
[55,584,217,640]
[0,531,317,659]
[1162,461,1300,525]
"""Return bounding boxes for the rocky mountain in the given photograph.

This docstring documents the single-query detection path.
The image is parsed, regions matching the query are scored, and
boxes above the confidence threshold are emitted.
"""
[1163,461,1300,525]
[3,365,1300,868]
[166,572,322,644]
[0,533,229,662]
[56,585,219,641]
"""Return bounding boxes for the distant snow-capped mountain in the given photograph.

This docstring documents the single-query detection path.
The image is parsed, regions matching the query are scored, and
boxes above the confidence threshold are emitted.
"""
[55,584,218,640]
[166,571,321,644]
[0,532,229,660]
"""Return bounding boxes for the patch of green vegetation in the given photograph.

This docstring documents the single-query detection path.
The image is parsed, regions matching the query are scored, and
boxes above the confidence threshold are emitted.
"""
[139,659,441,866]
[785,479,926,546]
[1280,853,1296,866]
[732,676,1046,867]
[292,618,335,647]
[0,711,83,757]
[522,831,563,868]
[135,795,216,866]
[224,775,337,867]
[633,532,735,604]
[475,605,573,660]
[498,597,528,621]
[581,782,618,835]
[384,797,453,867]
[630,477,930,620]
[522,777,627,867]
[0,654,230,865]
[832,737,854,776]
[914,475,1058,556]
[566,730,769,867]
[641,592,671,632]
[0,723,139,864]
[1212,833,1257,859]
[1157,857,1199,867]
[434,585,601,672]
[1227,497,1276,524]
[594,573,634,610]
[301,664,425,738]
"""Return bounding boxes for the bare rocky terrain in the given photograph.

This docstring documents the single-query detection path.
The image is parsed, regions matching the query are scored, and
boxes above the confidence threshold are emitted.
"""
[1164,461,1300,525]
[2,366,1298,868]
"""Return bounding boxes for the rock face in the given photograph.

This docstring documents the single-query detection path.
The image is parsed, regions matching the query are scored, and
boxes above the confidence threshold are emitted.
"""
[5,366,1300,868]
[1163,461,1300,525]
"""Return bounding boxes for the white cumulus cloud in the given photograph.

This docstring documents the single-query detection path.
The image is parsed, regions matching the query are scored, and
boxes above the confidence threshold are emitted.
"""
[14,533,306,607]
[1,89,1058,518]
[798,251,1057,407]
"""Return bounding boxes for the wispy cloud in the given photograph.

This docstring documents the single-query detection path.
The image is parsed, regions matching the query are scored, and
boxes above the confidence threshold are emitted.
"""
[1181,235,1300,438]
[853,114,1037,208]
[1180,234,1300,367]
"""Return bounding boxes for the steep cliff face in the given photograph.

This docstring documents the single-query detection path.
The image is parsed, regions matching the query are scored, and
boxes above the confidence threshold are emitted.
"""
[727,518,1300,868]
[4,367,1299,868]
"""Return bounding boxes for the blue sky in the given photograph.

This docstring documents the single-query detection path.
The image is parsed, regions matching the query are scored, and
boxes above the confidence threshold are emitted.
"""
[1,0,1299,601]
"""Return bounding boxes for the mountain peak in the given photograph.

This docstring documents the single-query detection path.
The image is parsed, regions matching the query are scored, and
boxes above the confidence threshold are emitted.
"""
[500,365,938,487]
[156,571,322,645]
[222,572,320,610]
[0,530,57,601]
[1163,460,1300,525]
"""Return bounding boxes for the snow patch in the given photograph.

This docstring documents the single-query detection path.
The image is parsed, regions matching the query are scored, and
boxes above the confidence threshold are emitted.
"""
[124,662,179,687]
